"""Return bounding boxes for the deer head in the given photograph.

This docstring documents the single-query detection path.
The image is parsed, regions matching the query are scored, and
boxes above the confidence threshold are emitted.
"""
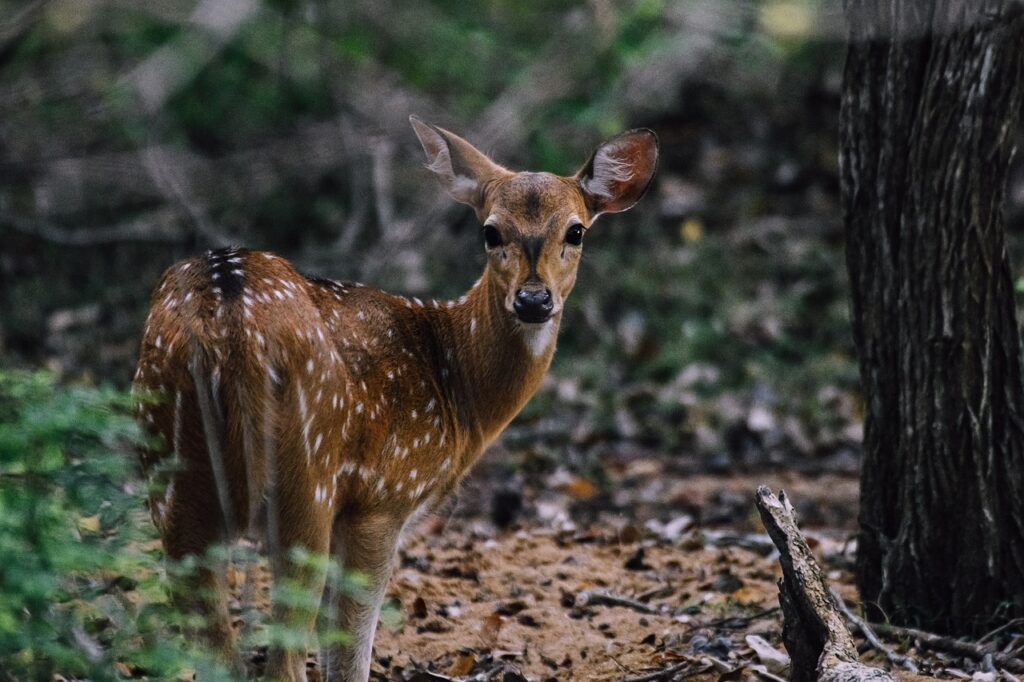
[410,116,659,328]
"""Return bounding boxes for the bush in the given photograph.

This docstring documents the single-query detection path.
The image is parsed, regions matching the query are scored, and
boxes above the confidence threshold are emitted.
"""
[0,370,199,680]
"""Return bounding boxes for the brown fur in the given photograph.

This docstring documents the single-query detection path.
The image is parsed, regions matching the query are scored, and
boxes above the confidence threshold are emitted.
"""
[133,117,657,681]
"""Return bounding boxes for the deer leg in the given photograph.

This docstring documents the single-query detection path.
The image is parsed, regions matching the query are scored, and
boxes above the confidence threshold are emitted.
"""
[264,470,333,682]
[160,471,238,668]
[319,512,402,682]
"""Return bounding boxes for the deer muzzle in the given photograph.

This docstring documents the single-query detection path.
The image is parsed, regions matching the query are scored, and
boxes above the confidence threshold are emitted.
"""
[513,287,553,323]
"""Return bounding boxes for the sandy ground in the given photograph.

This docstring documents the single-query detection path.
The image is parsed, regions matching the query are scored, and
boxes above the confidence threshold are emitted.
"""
[372,522,789,681]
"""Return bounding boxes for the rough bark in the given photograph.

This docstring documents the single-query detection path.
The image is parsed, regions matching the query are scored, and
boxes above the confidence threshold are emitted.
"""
[754,487,896,682]
[841,0,1024,634]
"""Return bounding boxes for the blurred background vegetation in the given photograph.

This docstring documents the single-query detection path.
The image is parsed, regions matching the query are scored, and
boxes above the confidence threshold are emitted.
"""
[0,0,917,473]
[5,0,1024,482]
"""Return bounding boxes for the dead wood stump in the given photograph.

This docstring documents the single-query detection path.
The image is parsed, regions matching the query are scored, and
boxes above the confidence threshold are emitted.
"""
[754,486,896,682]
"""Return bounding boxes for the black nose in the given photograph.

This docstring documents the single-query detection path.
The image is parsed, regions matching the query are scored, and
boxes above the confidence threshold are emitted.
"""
[513,288,553,323]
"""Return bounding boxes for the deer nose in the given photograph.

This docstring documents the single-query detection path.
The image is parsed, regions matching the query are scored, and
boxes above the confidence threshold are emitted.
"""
[513,288,553,323]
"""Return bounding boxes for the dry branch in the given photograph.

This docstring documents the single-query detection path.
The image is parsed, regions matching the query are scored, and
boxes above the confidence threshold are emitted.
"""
[829,587,919,673]
[866,621,1024,673]
[754,486,895,682]
[576,589,660,615]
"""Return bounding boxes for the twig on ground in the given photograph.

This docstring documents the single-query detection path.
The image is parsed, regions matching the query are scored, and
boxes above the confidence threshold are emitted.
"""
[750,664,790,682]
[980,619,1024,645]
[637,583,676,603]
[577,589,660,614]
[608,653,631,675]
[701,529,776,555]
[867,621,1024,673]
[828,588,919,673]
[707,606,781,629]
[619,660,712,682]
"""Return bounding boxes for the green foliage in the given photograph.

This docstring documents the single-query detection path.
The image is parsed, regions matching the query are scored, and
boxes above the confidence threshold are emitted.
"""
[0,369,193,679]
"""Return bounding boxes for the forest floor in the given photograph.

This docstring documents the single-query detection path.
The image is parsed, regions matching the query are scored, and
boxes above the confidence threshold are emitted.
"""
[202,451,976,682]
[60,442,1024,681]
[364,470,855,682]
[200,449,1024,682]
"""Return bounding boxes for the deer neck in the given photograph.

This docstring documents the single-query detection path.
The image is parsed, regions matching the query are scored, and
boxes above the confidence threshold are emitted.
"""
[432,268,560,456]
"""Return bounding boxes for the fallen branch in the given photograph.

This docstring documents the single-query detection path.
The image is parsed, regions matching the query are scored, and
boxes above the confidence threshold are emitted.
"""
[866,621,1024,673]
[754,486,896,682]
[980,618,1024,645]
[828,588,919,673]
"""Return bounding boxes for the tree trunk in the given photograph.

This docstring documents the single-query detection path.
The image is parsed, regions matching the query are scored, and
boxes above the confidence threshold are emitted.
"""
[841,0,1024,635]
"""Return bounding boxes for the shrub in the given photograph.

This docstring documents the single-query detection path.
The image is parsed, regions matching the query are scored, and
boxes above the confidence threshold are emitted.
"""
[0,370,199,680]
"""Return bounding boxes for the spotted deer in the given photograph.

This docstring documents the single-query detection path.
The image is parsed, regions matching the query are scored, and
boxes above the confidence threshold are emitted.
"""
[133,116,657,680]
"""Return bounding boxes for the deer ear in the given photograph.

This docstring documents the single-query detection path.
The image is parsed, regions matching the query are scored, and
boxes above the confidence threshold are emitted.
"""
[576,129,659,217]
[410,115,507,213]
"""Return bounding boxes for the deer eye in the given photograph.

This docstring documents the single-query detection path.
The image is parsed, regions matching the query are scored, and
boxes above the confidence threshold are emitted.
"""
[565,223,584,246]
[483,225,503,249]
